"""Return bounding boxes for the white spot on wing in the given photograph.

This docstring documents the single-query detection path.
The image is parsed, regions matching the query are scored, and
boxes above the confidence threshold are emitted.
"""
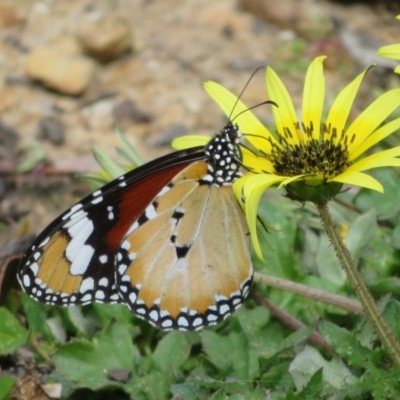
[219,304,230,315]
[39,236,50,248]
[65,219,94,263]
[23,275,31,287]
[145,203,157,220]
[81,293,92,303]
[30,262,39,275]
[98,278,108,287]
[67,216,91,238]
[129,292,137,303]
[62,203,83,220]
[70,245,95,275]
[91,196,103,205]
[126,221,139,236]
[157,186,170,196]
[178,316,189,327]
[161,319,173,328]
[99,254,108,264]
[149,310,159,321]
[80,277,95,293]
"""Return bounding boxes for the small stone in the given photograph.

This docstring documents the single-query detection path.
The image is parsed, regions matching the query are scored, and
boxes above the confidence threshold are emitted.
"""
[112,99,152,123]
[25,46,95,95]
[77,15,132,63]
[239,0,297,28]
[38,116,65,145]
[0,2,25,28]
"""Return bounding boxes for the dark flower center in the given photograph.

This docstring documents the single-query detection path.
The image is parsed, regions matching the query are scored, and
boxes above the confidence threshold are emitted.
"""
[265,122,352,181]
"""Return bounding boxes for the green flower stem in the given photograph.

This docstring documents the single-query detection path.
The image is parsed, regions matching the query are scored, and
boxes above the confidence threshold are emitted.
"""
[317,202,400,369]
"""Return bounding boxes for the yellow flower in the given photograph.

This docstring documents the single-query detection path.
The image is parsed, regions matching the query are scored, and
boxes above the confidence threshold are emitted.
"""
[377,15,400,73]
[193,56,400,258]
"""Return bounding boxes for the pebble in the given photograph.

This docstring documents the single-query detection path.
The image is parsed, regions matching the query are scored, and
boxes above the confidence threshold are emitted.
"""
[112,99,152,123]
[76,15,133,63]
[38,116,65,145]
[25,46,96,95]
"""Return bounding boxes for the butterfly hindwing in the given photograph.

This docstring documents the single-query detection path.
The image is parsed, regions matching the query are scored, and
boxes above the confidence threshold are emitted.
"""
[116,161,253,331]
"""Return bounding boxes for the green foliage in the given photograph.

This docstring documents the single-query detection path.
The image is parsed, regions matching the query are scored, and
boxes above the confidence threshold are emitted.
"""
[0,376,15,400]
[0,307,29,354]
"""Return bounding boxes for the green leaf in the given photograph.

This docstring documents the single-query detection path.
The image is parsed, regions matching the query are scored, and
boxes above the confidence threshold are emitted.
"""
[128,370,168,400]
[0,376,15,400]
[297,368,323,398]
[152,331,190,372]
[116,129,145,166]
[257,193,299,279]
[201,330,233,371]
[354,169,400,219]
[289,345,356,391]
[315,233,346,286]
[21,293,49,335]
[53,321,135,391]
[382,299,400,342]
[0,307,29,354]
[170,382,209,398]
[391,223,400,249]
[318,320,371,367]
[92,145,126,179]
[346,208,377,262]
[67,307,98,337]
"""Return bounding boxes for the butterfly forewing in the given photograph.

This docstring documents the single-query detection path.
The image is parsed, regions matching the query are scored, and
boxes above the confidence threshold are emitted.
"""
[18,147,205,306]
[116,161,253,331]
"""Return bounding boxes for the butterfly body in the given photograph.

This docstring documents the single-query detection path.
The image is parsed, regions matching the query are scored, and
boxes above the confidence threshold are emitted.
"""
[18,123,253,331]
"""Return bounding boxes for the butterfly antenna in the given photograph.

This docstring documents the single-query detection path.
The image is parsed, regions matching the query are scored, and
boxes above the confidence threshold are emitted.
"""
[228,65,266,123]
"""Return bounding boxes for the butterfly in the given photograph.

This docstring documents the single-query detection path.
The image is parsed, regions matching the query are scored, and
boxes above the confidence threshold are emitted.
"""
[17,122,253,331]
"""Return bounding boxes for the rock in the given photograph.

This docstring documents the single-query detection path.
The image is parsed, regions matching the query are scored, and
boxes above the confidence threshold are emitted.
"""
[0,2,25,28]
[25,46,95,95]
[239,0,297,28]
[76,15,133,63]
[239,0,333,39]
[38,116,65,145]
[112,99,152,123]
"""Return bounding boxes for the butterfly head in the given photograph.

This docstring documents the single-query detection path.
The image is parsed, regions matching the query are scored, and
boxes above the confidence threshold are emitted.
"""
[203,122,243,186]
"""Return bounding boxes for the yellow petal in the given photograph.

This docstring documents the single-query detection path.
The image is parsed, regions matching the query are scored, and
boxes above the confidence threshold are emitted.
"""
[302,56,326,142]
[377,44,400,60]
[266,66,300,144]
[241,147,275,173]
[347,88,400,154]
[171,135,211,150]
[233,173,285,259]
[277,174,306,187]
[349,117,400,160]
[325,67,369,145]
[204,81,277,151]
[332,171,383,192]
[395,65,400,74]
[346,146,400,172]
